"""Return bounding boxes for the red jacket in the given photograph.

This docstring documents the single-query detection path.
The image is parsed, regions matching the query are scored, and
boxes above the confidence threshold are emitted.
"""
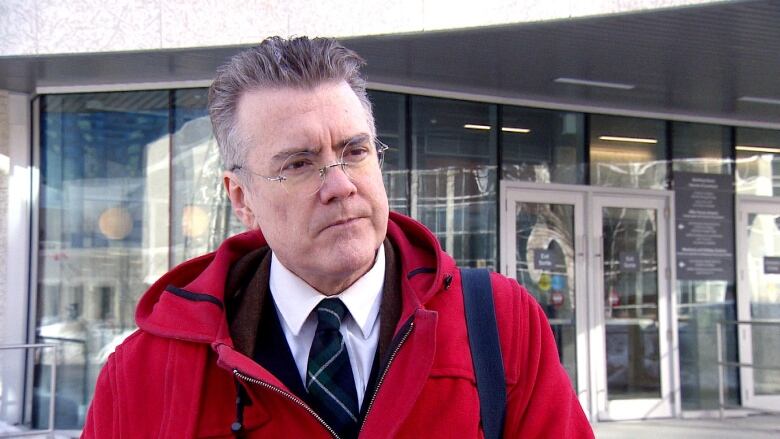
[82,212,593,438]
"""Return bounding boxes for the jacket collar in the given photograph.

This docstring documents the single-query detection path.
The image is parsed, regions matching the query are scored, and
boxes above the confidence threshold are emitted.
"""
[134,212,456,345]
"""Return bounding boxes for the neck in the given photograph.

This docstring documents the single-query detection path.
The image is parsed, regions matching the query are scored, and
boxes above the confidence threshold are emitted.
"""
[274,247,382,296]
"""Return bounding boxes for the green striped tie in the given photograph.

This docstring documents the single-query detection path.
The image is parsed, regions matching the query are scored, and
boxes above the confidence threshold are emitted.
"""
[306,298,358,438]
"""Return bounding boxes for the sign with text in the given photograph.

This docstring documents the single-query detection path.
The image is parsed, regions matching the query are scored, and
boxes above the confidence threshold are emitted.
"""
[620,252,640,272]
[534,249,555,269]
[765,257,780,275]
[674,172,735,282]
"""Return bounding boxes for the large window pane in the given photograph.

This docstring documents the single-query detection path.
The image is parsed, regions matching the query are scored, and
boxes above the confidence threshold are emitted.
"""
[736,127,780,197]
[590,115,668,189]
[514,201,578,386]
[746,213,780,395]
[36,91,170,428]
[501,107,585,184]
[670,121,739,409]
[171,88,240,266]
[602,207,660,399]
[370,91,409,215]
[411,96,497,268]
[671,122,732,175]
[677,285,739,410]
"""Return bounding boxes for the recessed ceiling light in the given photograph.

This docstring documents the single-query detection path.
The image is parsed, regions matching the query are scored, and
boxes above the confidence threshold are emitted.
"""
[464,124,491,130]
[501,127,531,133]
[599,135,658,144]
[736,145,780,154]
[738,96,780,106]
[554,77,635,90]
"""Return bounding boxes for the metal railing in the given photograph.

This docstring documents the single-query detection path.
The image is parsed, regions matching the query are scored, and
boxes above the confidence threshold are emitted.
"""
[0,343,58,438]
[36,336,88,411]
[716,319,780,419]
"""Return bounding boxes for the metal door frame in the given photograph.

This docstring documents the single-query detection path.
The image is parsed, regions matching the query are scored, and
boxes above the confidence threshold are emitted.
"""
[589,190,676,421]
[500,182,590,414]
[735,195,780,411]
[500,182,680,422]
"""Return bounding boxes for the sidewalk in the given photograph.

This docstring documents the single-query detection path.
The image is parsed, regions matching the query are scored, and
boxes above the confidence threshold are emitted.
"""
[594,413,780,439]
[4,414,780,438]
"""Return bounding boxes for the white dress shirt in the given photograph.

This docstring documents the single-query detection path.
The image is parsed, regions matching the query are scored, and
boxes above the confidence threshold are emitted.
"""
[269,244,384,408]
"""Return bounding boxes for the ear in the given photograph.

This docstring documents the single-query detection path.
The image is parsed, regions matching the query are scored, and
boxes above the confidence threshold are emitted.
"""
[223,171,258,230]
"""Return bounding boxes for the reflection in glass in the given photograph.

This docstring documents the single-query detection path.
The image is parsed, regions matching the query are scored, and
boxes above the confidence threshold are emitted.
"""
[411,96,497,268]
[671,122,732,175]
[671,121,740,408]
[590,115,668,189]
[171,89,241,266]
[501,107,585,184]
[515,202,577,386]
[746,213,780,395]
[677,280,739,409]
[736,127,780,197]
[602,207,660,399]
[370,91,409,215]
[36,92,170,428]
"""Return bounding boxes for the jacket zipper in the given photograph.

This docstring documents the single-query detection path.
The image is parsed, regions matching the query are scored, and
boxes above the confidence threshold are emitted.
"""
[233,369,341,439]
[358,319,415,436]
[233,317,415,439]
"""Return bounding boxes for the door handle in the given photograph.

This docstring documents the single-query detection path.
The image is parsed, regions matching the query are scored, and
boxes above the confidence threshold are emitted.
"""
[594,236,603,258]
[576,235,585,257]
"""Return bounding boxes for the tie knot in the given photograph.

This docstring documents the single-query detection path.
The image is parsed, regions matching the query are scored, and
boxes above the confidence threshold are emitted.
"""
[315,298,348,331]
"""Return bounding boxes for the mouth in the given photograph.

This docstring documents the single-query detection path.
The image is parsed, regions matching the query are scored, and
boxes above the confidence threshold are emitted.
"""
[322,216,364,231]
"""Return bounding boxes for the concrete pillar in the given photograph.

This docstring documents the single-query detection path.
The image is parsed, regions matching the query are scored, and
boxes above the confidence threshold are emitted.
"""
[0,90,32,426]
[0,90,7,341]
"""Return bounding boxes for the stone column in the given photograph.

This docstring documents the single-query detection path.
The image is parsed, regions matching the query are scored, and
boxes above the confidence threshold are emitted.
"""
[0,89,8,344]
[0,90,30,426]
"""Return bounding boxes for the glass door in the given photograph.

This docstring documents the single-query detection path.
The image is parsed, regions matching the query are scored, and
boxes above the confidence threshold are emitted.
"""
[501,184,589,413]
[737,198,780,411]
[591,194,674,420]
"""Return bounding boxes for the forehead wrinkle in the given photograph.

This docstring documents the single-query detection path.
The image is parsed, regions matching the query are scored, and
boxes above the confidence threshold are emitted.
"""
[343,133,370,146]
[269,145,318,163]
[268,132,370,164]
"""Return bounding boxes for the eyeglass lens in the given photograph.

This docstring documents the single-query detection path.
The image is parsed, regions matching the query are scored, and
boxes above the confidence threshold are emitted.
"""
[279,139,384,196]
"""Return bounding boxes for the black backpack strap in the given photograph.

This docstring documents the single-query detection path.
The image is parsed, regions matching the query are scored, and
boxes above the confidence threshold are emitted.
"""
[461,268,506,439]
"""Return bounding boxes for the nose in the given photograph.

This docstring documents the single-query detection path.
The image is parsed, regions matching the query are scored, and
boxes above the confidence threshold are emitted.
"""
[317,162,357,202]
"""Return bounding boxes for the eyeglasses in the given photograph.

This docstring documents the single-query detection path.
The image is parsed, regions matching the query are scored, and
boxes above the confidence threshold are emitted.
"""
[232,137,389,197]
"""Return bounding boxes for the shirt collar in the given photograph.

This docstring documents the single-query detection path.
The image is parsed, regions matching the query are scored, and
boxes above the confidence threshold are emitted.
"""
[269,243,385,339]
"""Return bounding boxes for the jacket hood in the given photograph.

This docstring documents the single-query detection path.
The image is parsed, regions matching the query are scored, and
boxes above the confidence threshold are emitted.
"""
[135,211,456,344]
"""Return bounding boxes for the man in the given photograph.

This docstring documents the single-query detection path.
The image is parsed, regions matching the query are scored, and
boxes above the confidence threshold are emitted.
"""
[83,36,593,438]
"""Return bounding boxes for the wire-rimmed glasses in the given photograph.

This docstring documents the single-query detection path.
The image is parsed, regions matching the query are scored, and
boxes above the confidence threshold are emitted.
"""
[232,136,389,197]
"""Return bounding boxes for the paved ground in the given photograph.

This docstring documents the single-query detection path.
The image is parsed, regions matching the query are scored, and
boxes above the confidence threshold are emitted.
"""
[4,414,780,438]
[595,413,780,438]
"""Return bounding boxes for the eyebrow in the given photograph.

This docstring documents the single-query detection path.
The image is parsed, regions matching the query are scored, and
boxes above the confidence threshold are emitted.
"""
[269,133,371,163]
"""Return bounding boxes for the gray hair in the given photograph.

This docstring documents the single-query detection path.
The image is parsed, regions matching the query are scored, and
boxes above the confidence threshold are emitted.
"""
[208,36,375,171]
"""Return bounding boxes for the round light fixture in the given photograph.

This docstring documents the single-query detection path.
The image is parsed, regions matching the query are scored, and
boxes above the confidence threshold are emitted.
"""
[182,205,209,238]
[98,207,133,240]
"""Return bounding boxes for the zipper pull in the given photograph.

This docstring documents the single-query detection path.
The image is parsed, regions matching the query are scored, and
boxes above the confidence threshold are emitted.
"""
[232,379,246,436]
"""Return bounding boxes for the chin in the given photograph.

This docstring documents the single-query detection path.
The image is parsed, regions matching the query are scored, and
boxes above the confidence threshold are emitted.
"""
[328,241,379,272]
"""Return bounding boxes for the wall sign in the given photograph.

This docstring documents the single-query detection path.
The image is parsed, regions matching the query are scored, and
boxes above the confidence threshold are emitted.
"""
[674,172,735,283]
[550,290,565,308]
[620,252,640,272]
[534,249,554,269]
[551,274,566,291]
[765,257,780,275]
[538,273,552,291]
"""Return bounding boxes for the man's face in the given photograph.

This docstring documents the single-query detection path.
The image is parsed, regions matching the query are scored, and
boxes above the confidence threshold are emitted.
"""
[225,81,389,294]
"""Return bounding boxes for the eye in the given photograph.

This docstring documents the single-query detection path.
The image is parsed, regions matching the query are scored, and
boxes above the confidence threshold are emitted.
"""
[342,143,370,163]
[281,154,315,176]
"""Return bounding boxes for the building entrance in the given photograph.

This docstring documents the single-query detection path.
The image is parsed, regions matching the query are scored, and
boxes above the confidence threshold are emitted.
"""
[500,182,676,421]
[736,197,780,412]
